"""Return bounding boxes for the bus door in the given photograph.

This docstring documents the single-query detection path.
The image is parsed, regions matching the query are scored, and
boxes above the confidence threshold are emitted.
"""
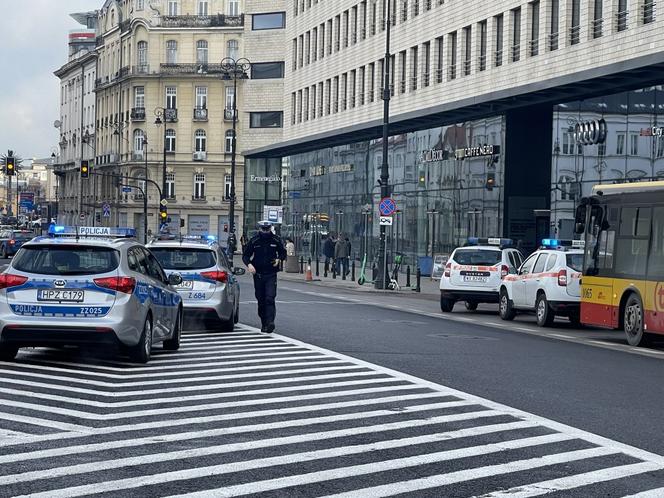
[645,206,664,334]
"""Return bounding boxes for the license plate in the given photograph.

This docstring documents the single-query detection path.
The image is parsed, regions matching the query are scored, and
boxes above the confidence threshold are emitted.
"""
[37,289,85,302]
[177,280,194,290]
[463,276,488,283]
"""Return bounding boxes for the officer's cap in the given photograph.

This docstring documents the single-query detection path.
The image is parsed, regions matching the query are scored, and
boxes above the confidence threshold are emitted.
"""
[257,220,272,229]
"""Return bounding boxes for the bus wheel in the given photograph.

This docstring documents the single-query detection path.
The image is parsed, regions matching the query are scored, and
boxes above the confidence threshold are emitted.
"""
[624,294,647,347]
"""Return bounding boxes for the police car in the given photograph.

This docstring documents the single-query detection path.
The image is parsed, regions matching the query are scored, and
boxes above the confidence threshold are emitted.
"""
[440,238,524,312]
[148,235,244,331]
[498,239,584,327]
[0,226,183,363]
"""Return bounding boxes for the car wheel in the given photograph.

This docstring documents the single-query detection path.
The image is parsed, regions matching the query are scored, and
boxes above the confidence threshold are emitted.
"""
[624,293,647,347]
[220,307,235,332]
[499,289,516,321]
[130,316,153,363]
[465,301,478,311]
[163,310,182,351]
[440,296,455,313]
[0,344,18,361]
[535,294,555,327]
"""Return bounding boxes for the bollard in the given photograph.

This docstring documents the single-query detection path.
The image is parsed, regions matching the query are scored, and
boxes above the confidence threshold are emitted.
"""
[415,267,421,293]
[406,265,411,287]
[324,261,328,278]
[299,257,304,274]
[351,259,356,281]
[372,263,377,281]
[316,257,320,277]
[332,263,337,279]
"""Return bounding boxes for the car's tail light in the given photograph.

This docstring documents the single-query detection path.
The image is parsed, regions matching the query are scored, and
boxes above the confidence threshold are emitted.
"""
[0,274,28,289]
[94,276,136,294]
[558,269,568,287]
[444,263,451,278]
[9,240,15,246]
[501,265,509,279]
[201,270,228,283]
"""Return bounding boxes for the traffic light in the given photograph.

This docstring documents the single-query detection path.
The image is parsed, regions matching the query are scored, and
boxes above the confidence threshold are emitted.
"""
[418,168,426,187]
[485,172,496,191]
[159,206,168,222]
[223,223,229,233]
[5,157,15,176]
[80,160,89,179]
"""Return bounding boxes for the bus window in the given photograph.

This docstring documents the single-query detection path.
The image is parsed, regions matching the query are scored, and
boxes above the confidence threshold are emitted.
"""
[615,207,650,278]
[584,204,617,276]
[647,207,664,279]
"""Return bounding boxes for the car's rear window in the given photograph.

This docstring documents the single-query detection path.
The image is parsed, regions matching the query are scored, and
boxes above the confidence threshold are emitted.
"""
[453,248,502,266]
[150,248,217,270]
[566,253,584,272]
[14,231,34,240]
[12,245,120,276]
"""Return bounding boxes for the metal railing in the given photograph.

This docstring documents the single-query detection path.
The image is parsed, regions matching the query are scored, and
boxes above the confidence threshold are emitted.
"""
[159,14,244,28]
[548,32,559,51]
[616,10,628,31]
[528,39,539,56]
[130,108,146,121]
[569,25,580,45]
[193,108,208,120]
[591,18,603,38]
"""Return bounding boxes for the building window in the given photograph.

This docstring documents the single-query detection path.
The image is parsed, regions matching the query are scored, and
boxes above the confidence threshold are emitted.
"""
[252,12,286,30]
[167,0,179,16]
[570,0,580,45]
[529,1,539,56]
[617,133,625,155]
[166,86,177,109]
[166,40,177,64]
[550,0,559,50]
[511,7,521,62]
[592,0,603,38]
[657,136,664,158]
[165,129,176,152]
[225,130,235,153]
[250,111,283,128]
[617,0,628,31]
[227,39,239,60]
[165,172,175,199]
[137,41,148,67]
[630,133,639,156]
[478,21,487,71]
[495,14,504,66]
[643,0,655,23]
[448,32,457,80]
[197,0,208,16]
[435,36,444,81]
[133,129,145,153]
[135,0,144,11]
[251,62,285,79]
[195,86,207,108]
[225,86,235,111]
[134,86,144,108]
[224,174,232,200]
[228,0,239,16]
[194,173,206,199]
[194,129,206,152]
[463,26,471,76]
[196,40,208,64]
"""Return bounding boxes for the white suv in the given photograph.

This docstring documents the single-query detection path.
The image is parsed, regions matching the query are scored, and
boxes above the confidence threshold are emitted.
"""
[440,238,523,313]
[498,239,584,327]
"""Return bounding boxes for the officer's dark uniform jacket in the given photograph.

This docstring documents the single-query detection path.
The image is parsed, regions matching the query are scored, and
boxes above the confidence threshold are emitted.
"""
[242,233,287,274]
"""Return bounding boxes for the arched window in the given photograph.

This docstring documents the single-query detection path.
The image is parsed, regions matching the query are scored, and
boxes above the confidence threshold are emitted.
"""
[194,129,207,152]
[133,129,145,153]
[137,41,148,68]
[165,129,176,152]
[225,130,235,153]
[227,39,239,60]
[166,40,177,64]
[196,40,208,64]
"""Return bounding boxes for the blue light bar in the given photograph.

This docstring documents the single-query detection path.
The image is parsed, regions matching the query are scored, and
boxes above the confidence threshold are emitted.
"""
[541,239,585,249]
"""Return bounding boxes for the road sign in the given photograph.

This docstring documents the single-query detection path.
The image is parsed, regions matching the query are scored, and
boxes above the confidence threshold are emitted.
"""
[102,203,111,218]
[379,197,397,217]
[160,199,169,207]
[122,186,132,193]
[263,205,283,224]
[379,216,393,226]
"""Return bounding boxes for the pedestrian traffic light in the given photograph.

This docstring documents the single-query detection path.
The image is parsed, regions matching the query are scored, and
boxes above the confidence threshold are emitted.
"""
[5,157,15,176]
[159,206,168,222]
[418,169,426,187]
[223,223,229,232]
[80,160,89,179]
[486,172,496,191]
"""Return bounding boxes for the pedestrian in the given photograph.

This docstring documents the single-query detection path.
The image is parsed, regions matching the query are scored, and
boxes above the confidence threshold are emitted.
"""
[323,234,336,272]
[242,221,287,333]
[240,233,247,252]
[344,236,352,277]
[334,235,348,275]
[286,238,295,256]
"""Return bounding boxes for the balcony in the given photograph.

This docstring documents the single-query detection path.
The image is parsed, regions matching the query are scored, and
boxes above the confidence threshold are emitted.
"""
[131,107,146,121]
[119,66,130,78]
[193,151,207,161]
[159,14,244,28]
[133,64,150,75]
[119,19,131,33]
[193,107,208,121]
[159,63,229,75]
[132,151,144,161]
[223,109,236,121]
[165,108,178,122]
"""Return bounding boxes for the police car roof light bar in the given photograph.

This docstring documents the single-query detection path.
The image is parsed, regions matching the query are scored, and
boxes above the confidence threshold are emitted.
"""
[541,239,585,249]
[466,237,514,248]
[48,225,137,239]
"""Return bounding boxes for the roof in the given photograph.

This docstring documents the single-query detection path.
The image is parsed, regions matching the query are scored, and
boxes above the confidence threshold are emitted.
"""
[26,236,134,247]
[147,240,219,249]
[593,180,664,196]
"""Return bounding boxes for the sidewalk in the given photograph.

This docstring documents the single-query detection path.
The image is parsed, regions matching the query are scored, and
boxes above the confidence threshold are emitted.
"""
[278,265,440,298]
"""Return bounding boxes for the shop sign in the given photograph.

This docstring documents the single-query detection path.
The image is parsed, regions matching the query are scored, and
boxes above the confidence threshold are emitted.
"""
[640,126,664,137]
[420,149,450,163]
[310,164,354,176]
[574,119,607,145]
[455,144,501,160]
[250,175,282,183]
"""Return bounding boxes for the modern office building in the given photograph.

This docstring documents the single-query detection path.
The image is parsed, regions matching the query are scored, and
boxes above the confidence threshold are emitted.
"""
[245,0,664,264]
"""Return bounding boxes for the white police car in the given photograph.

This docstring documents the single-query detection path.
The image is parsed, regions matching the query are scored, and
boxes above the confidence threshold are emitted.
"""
[440,238,524,312]
[148,235,244,331]
[498,239,584,327]
[0,226,183,363]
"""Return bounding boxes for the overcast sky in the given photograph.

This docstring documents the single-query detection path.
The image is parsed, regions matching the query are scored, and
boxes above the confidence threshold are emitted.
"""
[0,0,100,161]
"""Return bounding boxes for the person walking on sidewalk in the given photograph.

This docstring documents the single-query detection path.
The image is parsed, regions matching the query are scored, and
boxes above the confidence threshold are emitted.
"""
[323,234,336,273]
[242,221,287,333]
[334,235,348,276]
[344,236,352,277]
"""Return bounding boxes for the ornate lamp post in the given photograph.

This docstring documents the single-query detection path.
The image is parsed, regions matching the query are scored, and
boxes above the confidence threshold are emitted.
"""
[220,57,250,261]
[153,107,169,204]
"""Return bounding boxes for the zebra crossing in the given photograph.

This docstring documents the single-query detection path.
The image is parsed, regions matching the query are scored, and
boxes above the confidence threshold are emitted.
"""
[0,326,663,496]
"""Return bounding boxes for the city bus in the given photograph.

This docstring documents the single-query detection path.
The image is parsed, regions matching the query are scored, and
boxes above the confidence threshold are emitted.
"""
[575,181,664,346]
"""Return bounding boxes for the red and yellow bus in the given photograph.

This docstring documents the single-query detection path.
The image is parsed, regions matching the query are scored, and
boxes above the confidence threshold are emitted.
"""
[576,181,664,346]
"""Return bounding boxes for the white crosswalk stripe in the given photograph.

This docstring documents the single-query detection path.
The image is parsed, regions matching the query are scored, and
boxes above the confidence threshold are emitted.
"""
[0,324,662,497]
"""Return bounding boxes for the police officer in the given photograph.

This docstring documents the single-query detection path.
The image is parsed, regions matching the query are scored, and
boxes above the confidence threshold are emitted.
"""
[242,221,287,333]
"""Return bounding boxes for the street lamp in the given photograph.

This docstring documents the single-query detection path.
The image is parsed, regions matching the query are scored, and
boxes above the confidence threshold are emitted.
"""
[153,107,169,207]
[220,56,250,261]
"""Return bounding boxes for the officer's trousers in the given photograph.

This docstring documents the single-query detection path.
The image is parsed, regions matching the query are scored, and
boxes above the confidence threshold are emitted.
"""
[253,273,278,327]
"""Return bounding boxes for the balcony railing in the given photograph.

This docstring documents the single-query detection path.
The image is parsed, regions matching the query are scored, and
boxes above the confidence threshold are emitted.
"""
[193,107,208,120]
[119,19,131,33]
[616,10,628,31]
[591,18,603,39]
[548,32,559,51]
[159,63,229,75]
[569,25,580,45]
[133,64,150,75]
[193,151,207,161]
[224,108,235,121]
[131,107,146,121]
[164,108,178,121]
[159,14,244,28]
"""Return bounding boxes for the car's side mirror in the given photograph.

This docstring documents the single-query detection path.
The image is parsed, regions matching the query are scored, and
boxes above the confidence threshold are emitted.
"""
[233,267,246,276]
[168,273,183,286]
